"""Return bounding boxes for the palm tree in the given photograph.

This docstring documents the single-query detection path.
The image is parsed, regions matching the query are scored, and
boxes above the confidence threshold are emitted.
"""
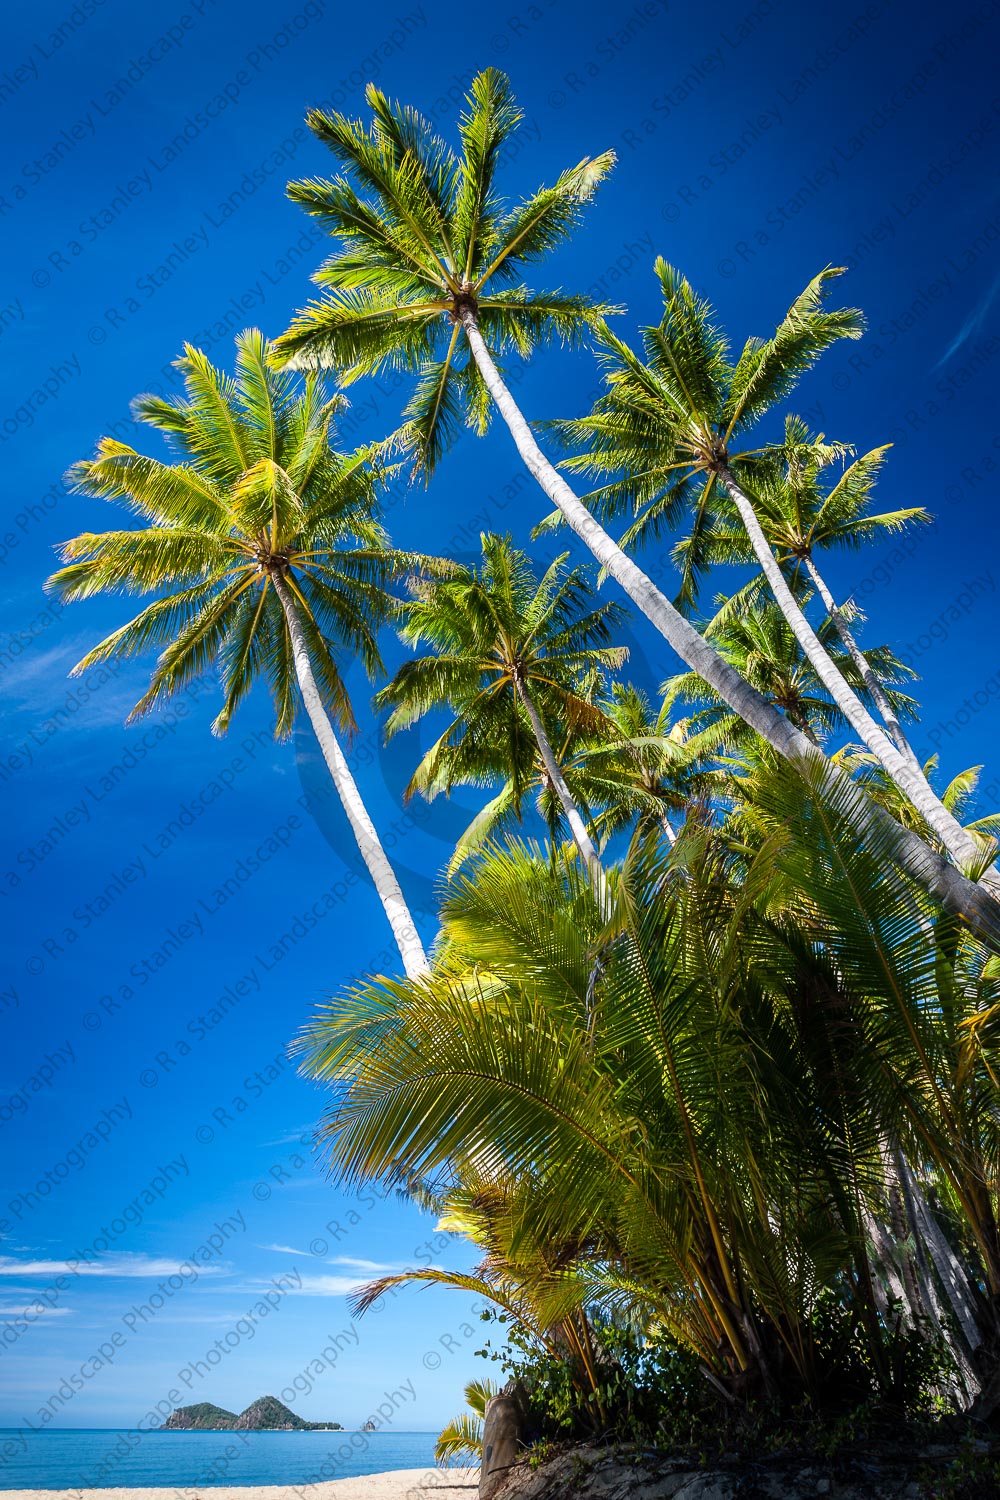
[376,533,626,887]
[556,261,984,871]
[834,749,1000,847]
[665,598,919,753]
[435,1379,499,1466]
[688,417,928,766]
[272,71,1000,938]
[48,331,429,978]
[494,685,725,854]
[297,769,1000,1413]
[294,829,937,1406]
[742,753,1000,1373]
[439,687,722,868]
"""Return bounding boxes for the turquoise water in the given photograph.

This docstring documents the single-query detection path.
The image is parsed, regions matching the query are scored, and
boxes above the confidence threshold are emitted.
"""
[0,1428,442,1489]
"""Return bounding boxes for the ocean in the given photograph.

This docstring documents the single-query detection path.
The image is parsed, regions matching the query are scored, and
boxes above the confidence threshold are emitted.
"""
[0,1428,443,1489]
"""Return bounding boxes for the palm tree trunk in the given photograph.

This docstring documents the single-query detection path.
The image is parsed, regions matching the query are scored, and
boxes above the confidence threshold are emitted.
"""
[458,311,1000,942]
[514,675,610,910]
[897,1154,986,1358]
[802,553,922,772]
[717,466,985,871]
[459,313,808,757]
[272,570,429,979]
[892,1150,982,1403]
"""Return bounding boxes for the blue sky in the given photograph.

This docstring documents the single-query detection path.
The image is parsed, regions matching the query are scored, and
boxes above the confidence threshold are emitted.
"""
[1,0,999,1439]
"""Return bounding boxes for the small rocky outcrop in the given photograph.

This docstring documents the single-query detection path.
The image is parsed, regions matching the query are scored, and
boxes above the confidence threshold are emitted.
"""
[164,1402,239,1430]
[165,1394,341,1430]
[233,1395,315,1430]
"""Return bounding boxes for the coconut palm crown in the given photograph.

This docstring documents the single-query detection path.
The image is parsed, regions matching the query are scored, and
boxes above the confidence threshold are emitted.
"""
[376,533,628,883]
[48,330,403,736]
[683,416,928,593]
[665,599,919,750]
[553,260,864,609]
[377,533,628,803]
[273,69,618,471]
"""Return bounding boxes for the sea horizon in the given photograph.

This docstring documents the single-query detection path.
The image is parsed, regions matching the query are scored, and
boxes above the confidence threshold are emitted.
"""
[0,1428,445,1490]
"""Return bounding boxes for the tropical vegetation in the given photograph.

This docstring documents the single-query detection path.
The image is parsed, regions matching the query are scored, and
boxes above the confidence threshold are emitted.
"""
[50,66,1000,1484]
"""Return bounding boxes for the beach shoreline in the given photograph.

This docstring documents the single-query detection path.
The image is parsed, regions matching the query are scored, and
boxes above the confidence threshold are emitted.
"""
[0,1467,480,1500]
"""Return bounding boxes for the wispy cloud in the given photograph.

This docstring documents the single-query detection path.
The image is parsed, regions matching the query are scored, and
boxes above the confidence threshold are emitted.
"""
[293,1274,369,1296]
[937,270,1000,367]
[0,637,140,722]
[327,1256,399,1272]
[256,1247,396,1273]
[263,1124,317,1147]
[0,1254,227,1279]
[0,1302,70,1317]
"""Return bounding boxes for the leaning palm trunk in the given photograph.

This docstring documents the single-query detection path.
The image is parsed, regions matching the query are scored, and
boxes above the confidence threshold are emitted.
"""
[272,571,429,978]
[897,1154,987,1360]
[802,554,921,772]
[514,673,609,910]
[458,312,1000,940]
[716,467,986,871]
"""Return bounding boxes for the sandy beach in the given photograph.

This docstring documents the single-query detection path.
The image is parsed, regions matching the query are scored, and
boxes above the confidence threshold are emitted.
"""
[0,1468,480,1500]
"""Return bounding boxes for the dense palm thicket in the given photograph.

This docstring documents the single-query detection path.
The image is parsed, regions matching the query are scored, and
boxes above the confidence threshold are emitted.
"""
[52,70,1000,1446]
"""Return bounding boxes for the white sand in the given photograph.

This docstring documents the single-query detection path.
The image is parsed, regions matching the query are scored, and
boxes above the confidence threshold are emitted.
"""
[0,1467,480,1500]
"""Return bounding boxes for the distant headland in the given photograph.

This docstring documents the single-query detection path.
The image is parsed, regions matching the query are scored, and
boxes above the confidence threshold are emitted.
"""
[164,1395,343,1431]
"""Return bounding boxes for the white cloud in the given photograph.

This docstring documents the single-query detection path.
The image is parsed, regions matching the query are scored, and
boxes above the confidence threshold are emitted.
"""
[327,1256,399,1272]
[290,1274,370,1297]
[0,1303,70,1317]
[0,1254,227,1279]
[255,1248,396,1273]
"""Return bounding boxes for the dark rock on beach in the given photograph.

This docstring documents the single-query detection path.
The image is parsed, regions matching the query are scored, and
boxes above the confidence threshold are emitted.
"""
[491,1439,999,1500]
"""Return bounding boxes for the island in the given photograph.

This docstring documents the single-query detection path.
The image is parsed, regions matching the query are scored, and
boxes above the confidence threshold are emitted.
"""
[164,1395,343,1431]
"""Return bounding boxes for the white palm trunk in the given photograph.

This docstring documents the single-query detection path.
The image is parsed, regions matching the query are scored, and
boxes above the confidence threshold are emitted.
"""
[514,674,609,910]
[459,312,1000,940]
[895,1153,983,1365]
[717,467,986,871]
[273,570,429,979]
[802,553,922,772]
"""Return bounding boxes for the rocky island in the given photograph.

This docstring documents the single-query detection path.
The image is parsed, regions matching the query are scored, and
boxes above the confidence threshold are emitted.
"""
[164,1395,343,1431]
